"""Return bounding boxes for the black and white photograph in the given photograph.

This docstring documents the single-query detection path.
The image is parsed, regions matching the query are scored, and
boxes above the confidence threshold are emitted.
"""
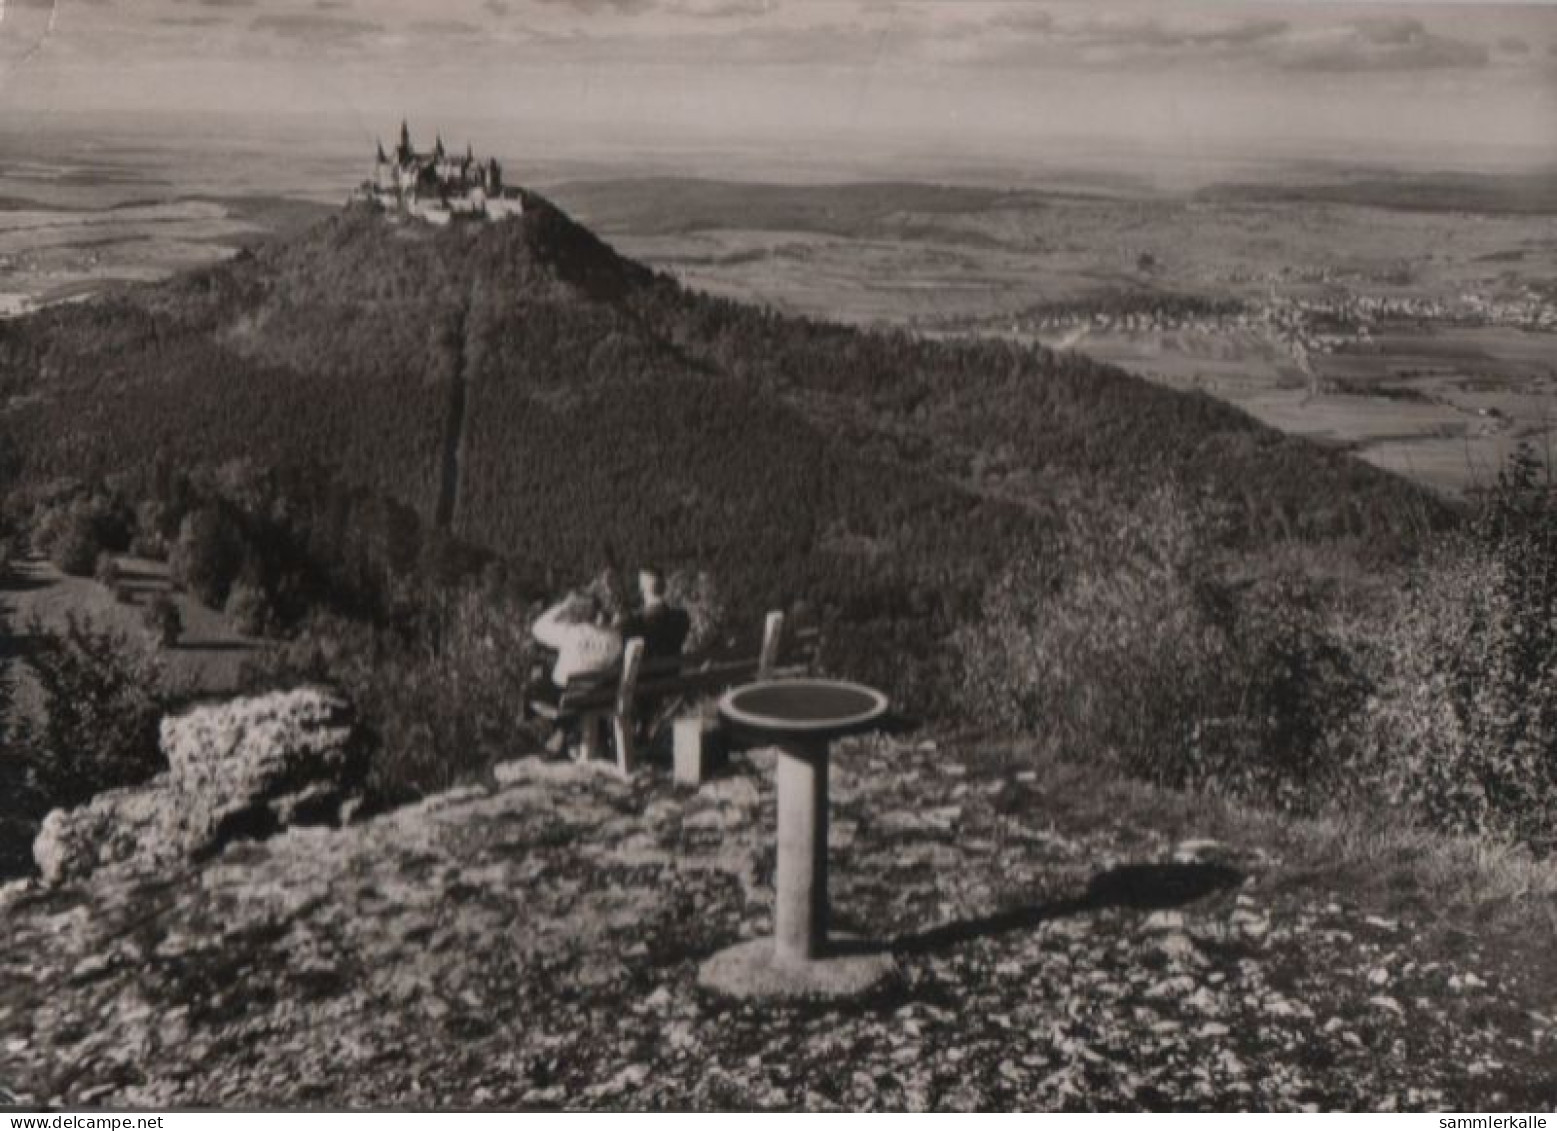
[1,0,1555,1113]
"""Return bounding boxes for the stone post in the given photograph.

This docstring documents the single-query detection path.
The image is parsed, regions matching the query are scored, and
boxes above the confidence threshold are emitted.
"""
[774,738,829,962]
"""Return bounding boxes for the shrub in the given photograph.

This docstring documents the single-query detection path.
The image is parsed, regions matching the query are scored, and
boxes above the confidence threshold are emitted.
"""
[249,582,542,801]
[93,551,119,589]
[225,581,273,637]
[23,612,168,807]
[142,594,183,649]
[130,499,172,560]
[1360,445,1557,851]
[34,496,128,578]
[666,568,725,653]
[958,486,1366,808]
[170,505,244,606]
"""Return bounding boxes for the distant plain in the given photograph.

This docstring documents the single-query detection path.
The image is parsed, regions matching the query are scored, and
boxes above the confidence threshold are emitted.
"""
[557,176,1557,496]
[2,128,1554,497]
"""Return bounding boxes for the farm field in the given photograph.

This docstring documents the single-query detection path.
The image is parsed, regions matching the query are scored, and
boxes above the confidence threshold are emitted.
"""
[555,178,1557,496]
[0,555,259,726]
[1057,324,1557,495]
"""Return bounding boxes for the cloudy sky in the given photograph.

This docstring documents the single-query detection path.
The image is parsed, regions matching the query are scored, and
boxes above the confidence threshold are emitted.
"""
[1,0,1553,171]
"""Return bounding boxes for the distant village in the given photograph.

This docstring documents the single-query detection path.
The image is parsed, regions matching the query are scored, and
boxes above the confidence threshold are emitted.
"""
[920,282,1557,364]
[352,122,525,225]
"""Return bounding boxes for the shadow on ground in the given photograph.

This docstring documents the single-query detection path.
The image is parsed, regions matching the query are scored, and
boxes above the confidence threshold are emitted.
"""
[856,861,1243,958]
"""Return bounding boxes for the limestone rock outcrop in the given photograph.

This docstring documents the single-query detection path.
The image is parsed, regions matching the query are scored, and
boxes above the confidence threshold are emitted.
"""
[33,686,366,884]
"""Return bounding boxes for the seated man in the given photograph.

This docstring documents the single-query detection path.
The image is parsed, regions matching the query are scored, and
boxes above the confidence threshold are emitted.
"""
[617,567,691,661]
[529,591,625,726]
[615,568,693,753]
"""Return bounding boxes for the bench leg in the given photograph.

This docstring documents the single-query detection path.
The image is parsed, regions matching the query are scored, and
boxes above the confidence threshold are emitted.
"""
[574,714,604,764]
[612,710,637,779]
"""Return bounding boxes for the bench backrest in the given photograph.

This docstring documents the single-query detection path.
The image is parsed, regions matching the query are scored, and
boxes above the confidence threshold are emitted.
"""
[556,610,820,716]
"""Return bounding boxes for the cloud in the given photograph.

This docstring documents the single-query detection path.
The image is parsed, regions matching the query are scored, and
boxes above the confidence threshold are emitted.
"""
[410,18,482,37]
[988,8,1053,34]
[1279,18,1488,73]
[665,0,773,18]
[250,11,381,45]
[529,0,656,14]
[1497,35,1531,57]
[1049,14,1294,55]
[484,0,510,14]
[949,8,1492,76]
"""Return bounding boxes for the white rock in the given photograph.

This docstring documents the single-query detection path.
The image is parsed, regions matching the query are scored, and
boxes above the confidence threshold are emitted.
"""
[1142,910,1186,932]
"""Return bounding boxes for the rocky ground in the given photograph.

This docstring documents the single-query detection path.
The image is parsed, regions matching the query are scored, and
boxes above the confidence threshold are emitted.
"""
[2,735,1555,1111]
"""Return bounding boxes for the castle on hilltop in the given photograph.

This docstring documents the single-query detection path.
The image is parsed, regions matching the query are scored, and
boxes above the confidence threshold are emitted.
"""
[352,121,524,225]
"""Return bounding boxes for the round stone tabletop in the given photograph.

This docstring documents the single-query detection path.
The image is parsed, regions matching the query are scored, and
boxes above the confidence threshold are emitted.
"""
[718,678,890,744]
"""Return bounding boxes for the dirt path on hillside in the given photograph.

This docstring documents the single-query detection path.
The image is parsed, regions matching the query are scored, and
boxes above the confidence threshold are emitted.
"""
[434,300,472,532]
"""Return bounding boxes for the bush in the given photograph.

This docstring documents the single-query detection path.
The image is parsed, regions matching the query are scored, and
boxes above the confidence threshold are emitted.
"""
[170,505,244,606]
[23,612,168,807]
[33,496,129,578]
[93,551,119,588]
[142,594,183,649]
[958,486,1366,808]
[130,498,172,560]
[225,581,273,637]
[666,568,725,653]
[249,582,542,801]
[1361,445,1557,851]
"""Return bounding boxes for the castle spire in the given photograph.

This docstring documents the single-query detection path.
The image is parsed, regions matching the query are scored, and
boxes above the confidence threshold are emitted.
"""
[434,133,445,160]
[376,138,388,164]
[398,119,411,161]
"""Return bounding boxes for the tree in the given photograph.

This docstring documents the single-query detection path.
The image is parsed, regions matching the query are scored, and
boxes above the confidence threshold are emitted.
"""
[24,613,167,807]
[170,505,244,607]
[94,551,119,589]
[142,594,183,649]
[1363,443,1557,851]
[225,581,272,638]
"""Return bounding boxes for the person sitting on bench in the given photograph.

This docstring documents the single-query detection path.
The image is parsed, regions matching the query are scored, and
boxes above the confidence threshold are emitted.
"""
[616,567,691,662]
[530,592,624,752]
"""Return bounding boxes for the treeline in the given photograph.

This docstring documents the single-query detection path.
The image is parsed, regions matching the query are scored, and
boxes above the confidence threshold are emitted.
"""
[10,459,506,634]
[925,290,1248,332]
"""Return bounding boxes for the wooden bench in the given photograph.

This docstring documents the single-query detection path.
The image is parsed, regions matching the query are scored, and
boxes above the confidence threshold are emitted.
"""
[529,610,820,777]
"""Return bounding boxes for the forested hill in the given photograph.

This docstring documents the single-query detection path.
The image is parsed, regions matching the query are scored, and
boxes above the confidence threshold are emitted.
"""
[0,191,1447,699]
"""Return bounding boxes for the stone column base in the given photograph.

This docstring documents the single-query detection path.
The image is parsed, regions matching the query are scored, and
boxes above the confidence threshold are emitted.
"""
[697,935,897,1002]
